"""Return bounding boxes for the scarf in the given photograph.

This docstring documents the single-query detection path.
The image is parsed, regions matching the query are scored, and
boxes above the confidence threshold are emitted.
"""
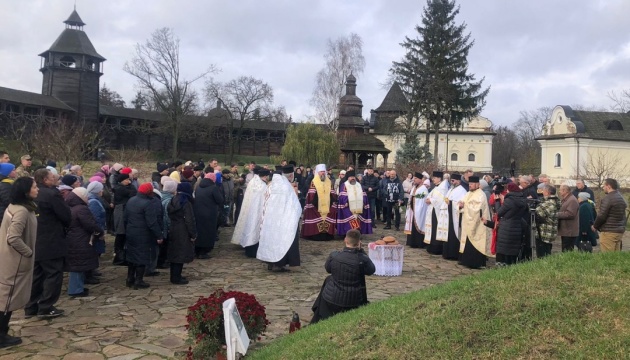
[313,175,331,217]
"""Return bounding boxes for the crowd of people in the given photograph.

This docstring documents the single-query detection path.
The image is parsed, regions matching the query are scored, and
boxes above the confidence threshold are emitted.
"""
[0,148,628,348]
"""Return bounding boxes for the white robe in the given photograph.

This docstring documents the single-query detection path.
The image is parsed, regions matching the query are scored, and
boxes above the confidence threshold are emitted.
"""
[231,175,267,247]
[439,185,467,241]
[424,180,449,244]
[404,184,428,234]
[257,174,302,263]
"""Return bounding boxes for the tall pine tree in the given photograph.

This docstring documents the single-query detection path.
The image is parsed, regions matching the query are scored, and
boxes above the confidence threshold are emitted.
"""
[391,0,489,159]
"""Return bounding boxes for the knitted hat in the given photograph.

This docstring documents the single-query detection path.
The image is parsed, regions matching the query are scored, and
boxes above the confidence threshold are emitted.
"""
[87,181,103,194]
[100,164,110,174]
[177,182,193,196]
[72,187,89,203]
[138,182,154,195]
[89,175,103,183]
[131,169,138,176]
[61,174,79,186]
[162,180,178,194]
[578,192,591,201]
[160,176,172,185]
[46,166,58,175]
[182,169,194,179]
[507,183,521,192]
[120,167,132,175]
[0,163,15,177]
[112,163,124,172]
[204,172,216,181]
[117,173,130,182]
[95,172,107,179]
[169,171,181,183]
[157,163,169,173]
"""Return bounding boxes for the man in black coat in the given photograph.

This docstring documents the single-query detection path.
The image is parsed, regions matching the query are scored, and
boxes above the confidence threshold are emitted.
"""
[24,169,71,318]
[572,179,595,203]
[382,170,404,230]
[361,166,380,228]
[311,229,375,324]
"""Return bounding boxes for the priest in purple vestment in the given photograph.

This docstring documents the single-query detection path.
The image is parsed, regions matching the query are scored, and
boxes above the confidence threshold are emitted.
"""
[336,171,373,236]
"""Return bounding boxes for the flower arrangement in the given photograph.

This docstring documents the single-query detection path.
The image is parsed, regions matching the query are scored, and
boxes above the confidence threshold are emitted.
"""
[186,289,270,360]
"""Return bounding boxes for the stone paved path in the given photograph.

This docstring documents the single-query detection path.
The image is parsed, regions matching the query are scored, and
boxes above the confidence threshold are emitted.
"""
[1,220,627,359]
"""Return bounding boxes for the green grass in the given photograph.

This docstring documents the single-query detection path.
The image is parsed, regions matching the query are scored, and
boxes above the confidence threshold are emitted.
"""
[249,252,630,360]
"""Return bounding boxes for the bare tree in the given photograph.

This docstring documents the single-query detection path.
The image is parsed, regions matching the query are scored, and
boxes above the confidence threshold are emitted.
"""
[310,33,365,132]
[581,148,630,189]
[30,117,107,164]
[123,27,216,159]
[608,89,630,113]
[205,76,274,163]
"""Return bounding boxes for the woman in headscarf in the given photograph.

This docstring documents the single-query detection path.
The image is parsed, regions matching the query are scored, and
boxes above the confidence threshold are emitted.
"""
[0,177,39,348]
[167,182,197,284]
[86,181,106,282]
[65,187,103,297]
[193,172,224,259]
[158,181,178,269]
[123,183,163,289]
[112,173,137,265]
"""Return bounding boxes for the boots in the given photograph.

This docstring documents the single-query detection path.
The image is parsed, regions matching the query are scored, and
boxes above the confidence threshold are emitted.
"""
[170,263,188,285]
[0,333,22,349]
[112,248,127,266]
[133,265,150,290]
[126,264,136,288]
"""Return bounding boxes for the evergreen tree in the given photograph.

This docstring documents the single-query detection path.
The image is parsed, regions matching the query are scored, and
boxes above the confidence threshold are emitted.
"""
[391,0,489,159]
[396,140,432,166]
[131,91,149,110]
[99,83,127,107]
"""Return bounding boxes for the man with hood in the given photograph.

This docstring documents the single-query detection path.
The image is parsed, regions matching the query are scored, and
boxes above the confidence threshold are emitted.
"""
[257,166,301,272]
[231,168,269,257]
[424,171,449,255]
[404,174,429,248]
[302,164,337,240]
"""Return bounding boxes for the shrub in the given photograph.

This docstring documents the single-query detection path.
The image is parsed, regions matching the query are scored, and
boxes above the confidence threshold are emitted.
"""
[186,289,269,359]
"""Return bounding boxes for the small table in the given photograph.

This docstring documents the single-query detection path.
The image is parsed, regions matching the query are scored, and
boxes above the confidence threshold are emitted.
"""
[368,243,404,276]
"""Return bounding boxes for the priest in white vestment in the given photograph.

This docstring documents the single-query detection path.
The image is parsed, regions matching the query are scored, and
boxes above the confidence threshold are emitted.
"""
[257,166,302,272]
[405,173,429,248]
[336,170,372,235]
[442,173,468,260]
[424,171,449,255]
[231,168,271,257]
[458,176,492,269]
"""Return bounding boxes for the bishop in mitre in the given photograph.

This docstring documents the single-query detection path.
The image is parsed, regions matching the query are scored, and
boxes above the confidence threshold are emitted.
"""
[231,167,271,257]
[404,173,429,248]
[441,173,468,260]
[336,170,372,235]
[302,164,337,241]
[424,171,449,255]
[458,176,492,269]
[257,165,302,272]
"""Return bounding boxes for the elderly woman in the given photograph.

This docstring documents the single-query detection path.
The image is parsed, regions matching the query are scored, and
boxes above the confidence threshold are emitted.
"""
[577,192,598,252]
[86,181,107,282]
[124,183,163,289]
[158,181,178,269]
[167,182,197,284]
[65,187,103,297]
[490,183,528,266]
[0,177,38,348]
[112,173,137,265]
[193,172,224,259]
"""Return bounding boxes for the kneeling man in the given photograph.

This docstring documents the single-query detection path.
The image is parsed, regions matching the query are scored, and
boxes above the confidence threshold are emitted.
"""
[310,229,375,323]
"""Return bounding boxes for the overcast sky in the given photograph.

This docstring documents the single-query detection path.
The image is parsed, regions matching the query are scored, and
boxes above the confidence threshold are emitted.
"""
[1,0,629,127]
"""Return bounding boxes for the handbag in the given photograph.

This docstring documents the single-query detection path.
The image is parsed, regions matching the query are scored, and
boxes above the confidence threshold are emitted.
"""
[577,234,593,253]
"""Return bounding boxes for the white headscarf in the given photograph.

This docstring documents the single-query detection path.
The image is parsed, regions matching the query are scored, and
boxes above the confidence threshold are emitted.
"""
[315,164,326,173]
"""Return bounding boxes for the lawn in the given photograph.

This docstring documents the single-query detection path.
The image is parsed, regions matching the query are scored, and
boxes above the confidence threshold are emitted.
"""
[249,252,630,360]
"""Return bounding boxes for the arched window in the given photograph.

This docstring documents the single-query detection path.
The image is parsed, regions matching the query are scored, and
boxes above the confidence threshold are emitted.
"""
[451,153,458,162]
[555,153,562,167]
[468,153,475,162]
[59,56,76,68]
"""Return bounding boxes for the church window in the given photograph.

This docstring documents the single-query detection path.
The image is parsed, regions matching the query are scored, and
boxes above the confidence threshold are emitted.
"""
[451,153,458,162]
[468,153,475,162]
[555,153,562,168]
[59,56,76,68]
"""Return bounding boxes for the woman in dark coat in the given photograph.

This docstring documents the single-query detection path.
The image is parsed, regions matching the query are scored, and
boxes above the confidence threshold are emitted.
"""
[494,183,528,265]
[577,193,597,250]
[167,183,197,285]
[65,188,103,297]
[124,183,163,289]
[193,173,224,258]
[112,174,137,265]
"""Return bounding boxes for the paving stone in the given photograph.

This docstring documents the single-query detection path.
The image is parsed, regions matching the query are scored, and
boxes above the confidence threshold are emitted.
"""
[62,353,104,360]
